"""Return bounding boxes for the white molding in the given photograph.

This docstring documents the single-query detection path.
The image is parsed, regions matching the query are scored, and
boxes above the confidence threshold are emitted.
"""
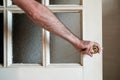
[7,5,18,8]
[4,0,6,7]
[4,9,7,67]
[45,30,50,66]
[46,63,83,68]
[6,7,23,13]
[44,0,49,5]
[0,7,4,10]
[8,64,44,68]
[7,10,13,67]
[42,29,45,66]
[80,11,83,66]
[6,0,12,7]
[42,0,45,4]
[48,5,83,12]
[0,6,4,8]
[6,9,23,13]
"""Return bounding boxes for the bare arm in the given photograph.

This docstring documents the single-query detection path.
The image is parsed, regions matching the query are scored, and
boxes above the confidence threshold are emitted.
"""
[13,0,101,57]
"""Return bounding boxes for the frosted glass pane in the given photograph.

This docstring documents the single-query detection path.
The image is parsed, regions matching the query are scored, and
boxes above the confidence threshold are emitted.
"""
[0,13,3,64]
[12,14,42,64]
[50,13,81,63]
[0,0,3,6]
[36,0,42,3]
[50,0,80,5]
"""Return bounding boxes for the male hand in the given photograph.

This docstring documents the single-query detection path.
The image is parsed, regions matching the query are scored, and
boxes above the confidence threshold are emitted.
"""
[80,40,101,57]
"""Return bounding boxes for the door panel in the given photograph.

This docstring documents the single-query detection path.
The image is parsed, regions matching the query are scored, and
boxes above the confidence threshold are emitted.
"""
[0,68,83,80]
[0,0,102,80]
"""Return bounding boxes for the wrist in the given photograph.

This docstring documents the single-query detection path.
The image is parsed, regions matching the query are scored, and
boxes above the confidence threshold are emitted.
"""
[70,38,84,50]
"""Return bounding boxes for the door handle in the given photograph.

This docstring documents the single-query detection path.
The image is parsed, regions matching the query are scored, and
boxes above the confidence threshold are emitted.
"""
[91,45,99,54]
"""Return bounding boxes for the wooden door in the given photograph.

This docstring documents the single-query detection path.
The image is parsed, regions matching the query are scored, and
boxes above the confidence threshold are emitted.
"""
[0,0,102,80]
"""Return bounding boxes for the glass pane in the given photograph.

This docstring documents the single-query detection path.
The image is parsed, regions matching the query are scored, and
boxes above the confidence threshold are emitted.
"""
[36,0,42,3]
[0,13,3,65]
[0,0,3,6]
[50,13,81,63]
[50,0,80,5]
[12,14,42,64]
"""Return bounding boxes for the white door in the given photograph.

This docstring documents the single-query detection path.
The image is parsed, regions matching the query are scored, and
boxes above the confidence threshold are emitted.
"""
[0,0,102,80]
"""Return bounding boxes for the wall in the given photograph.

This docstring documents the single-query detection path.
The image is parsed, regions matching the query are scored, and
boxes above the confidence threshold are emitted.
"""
[103,0,120,80]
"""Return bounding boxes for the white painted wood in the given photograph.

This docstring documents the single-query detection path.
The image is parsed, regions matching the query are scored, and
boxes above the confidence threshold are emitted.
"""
[0,68,83,80]
[4,9,7,67]
[0,7,4,10]
[0,6,3,8]
[0,0,102,80]
[83,0,102,80]
[8,64,43,68]
[44,0,49,5]
[3,0,5,7]
[46,63,82,68]
[42,29,50,66]
[42,0,45,5]
[42,29,46,66]
[45,31,50,66]
[7,10,13,66]
[6,0,12,7]
[48,5,83,12]
[7,5,18,8]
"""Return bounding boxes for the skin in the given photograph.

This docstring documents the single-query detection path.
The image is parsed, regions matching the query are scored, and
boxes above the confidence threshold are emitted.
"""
[12,0,101,57]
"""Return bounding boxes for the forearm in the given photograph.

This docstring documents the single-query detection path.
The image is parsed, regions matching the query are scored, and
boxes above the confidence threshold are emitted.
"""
[13,0,83,49]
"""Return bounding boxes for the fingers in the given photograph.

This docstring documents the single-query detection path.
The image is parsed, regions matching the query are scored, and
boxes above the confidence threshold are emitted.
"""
[81,41,101,57]
[81,50,93,57]
[88,46,94,57]
[89,46,94,57]
[81,47,93,57]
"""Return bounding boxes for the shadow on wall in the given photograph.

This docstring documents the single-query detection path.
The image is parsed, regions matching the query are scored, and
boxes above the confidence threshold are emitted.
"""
[103,0,120,80]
